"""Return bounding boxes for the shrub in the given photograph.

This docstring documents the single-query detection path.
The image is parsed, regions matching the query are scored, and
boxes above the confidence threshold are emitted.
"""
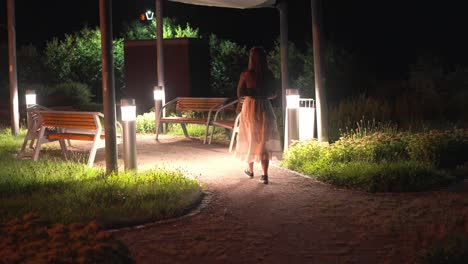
[282,139,329,170]
[0,214,133,263]
[282,128,468,192]
[44,27,125,100]
[304,161,452,193]
[38,81,94,107]
[329,132,408,163]
[405,129,468,168]
[136,111,156,134]
[122,17,200,40]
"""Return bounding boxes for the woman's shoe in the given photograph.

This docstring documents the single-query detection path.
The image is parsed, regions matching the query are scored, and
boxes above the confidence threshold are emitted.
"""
[244,169,254,178]
[259,175,268,184]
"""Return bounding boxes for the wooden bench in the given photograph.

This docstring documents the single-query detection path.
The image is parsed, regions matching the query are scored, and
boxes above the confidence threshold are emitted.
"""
[18,105,53,158]
[32,110,120,167]
[208,98,243,151]
[155,97,229,143]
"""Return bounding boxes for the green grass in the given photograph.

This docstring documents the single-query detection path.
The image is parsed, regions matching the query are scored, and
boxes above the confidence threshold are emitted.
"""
[0,128,202,229]
[282,128,468,192]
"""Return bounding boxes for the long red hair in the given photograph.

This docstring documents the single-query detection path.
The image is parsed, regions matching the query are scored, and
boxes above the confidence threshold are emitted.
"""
[247,47,269,90]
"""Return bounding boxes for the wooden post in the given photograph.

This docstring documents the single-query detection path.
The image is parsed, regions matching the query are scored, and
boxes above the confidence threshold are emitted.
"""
[99,0,118,173]
[156,0,166,117]
[7,0,19,136]
[311,0,329,142]
[277,0,289,131]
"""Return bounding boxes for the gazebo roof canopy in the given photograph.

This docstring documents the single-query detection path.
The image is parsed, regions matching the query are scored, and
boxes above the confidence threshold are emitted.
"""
[168,0,276,9]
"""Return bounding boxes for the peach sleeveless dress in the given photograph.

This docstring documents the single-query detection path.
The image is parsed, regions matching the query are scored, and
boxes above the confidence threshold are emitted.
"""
[234,90,283,163]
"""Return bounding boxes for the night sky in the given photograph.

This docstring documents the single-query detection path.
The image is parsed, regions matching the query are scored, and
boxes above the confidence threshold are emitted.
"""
[2,0,468,80]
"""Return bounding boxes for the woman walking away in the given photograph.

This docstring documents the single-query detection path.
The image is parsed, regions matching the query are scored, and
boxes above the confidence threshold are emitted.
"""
[234,47,282,184]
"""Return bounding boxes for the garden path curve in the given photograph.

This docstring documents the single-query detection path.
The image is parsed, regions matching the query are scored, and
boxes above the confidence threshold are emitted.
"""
[88,134,468,264]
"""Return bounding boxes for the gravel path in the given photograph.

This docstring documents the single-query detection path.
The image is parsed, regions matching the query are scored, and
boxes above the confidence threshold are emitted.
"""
[85,135,468,263]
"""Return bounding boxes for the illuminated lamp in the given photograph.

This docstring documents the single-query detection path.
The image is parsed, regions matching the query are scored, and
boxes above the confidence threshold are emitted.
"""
[25,90,36,107]
[284,89,300,151]
[145,10,154,20]
[120,99,137,171]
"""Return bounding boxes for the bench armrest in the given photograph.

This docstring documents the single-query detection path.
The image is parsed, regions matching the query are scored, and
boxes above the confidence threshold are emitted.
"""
[212,99,238,123]
[206,99,230,124]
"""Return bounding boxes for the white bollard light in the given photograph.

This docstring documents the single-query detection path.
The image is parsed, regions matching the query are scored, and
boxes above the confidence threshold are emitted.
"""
[284,89,300,151]
[25,90,36,107]
[153,86,164,137]
[121,99,137,171]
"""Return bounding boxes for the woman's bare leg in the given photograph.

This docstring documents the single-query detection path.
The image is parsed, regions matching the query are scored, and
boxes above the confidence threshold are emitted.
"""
[248,162,254,173]
[259,159,269,184]
[261,159,269,176]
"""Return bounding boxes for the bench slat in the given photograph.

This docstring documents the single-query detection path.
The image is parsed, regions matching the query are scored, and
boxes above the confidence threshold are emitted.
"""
[160,117,208,124]
[47,133,105,141]
[176,98,226,111]
[156,97,229,143]
[33,110,104,167]
[212,120,235,129]
[41,113,97,130]
[42,123,97,130]
[41,115,96,121]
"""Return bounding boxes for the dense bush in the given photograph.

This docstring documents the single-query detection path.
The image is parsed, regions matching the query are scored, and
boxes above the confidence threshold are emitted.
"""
[44,27,125,101]
[406,129,468,169]
[136,111,156,134]
[41,82,94,107]
[122,17,199,40]
[282,128,468,192]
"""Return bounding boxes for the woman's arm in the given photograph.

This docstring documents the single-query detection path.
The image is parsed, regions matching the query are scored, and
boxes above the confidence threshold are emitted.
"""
[236,72,246,99]
[267,71,278,100]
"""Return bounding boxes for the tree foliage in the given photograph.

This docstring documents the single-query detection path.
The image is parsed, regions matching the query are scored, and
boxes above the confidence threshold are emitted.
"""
[122,18,199,40]
[268,40,314,98]
[44,27,124,100]
[208,34,248,97]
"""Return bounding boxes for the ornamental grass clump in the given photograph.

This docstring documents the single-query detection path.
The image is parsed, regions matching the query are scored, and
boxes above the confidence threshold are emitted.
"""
[406,128,468,169]
[282,128,468,192]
